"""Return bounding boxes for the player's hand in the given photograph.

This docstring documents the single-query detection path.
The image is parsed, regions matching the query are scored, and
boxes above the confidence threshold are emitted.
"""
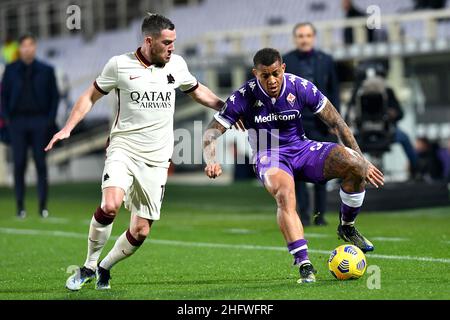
[45,128,71,152]
[205,163,222,179]
[365,162,384,188]
[233,118,246,131]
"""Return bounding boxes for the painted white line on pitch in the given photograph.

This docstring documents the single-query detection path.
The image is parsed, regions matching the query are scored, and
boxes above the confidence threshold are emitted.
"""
[149,239,450,264]
[304,233,330,238]
[370,237,408,242]
[305,233,409,241]
[0,227,111,240]
[0,227,448,264]
[42,217,70,224]
[224,228,255,234]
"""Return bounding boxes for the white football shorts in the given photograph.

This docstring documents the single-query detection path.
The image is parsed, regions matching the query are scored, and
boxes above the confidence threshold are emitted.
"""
[101,149,168,220]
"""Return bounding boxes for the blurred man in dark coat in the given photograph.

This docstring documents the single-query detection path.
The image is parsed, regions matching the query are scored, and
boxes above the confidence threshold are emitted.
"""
[1,34,59,218]
[283,22,340,226]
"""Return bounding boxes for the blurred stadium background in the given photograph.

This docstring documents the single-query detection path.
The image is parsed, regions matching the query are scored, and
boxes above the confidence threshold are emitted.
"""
[1,0,450,192]
[0,0,450,300]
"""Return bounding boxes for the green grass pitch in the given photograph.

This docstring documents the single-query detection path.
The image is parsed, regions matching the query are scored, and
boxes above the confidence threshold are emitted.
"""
[0,181,449,300]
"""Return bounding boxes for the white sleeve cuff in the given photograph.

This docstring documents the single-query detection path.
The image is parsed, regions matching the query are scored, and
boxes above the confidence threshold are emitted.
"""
[213,112,232,129]
[313,97,328,114]
[181,81,199,93]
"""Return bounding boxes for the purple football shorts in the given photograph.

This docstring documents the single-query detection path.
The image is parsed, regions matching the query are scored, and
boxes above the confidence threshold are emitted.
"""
[253,139,338,184]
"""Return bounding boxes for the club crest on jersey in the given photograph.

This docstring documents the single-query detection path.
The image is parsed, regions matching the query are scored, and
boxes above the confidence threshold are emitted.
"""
[286,93,296,106]
[167,74,175,84]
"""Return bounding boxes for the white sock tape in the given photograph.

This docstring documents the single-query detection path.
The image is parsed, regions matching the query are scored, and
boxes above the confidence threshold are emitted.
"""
[340,188,365,208]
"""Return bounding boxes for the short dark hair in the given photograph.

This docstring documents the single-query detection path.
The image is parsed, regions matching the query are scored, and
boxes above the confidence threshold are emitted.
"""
[141,13,175,37]
[292,22,316,35]
[253,48,283,67]
[19,33,36,44]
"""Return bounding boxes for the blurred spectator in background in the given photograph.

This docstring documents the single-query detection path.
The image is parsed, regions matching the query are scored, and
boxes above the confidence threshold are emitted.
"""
[342,0,375,44]
[0,64,8,144]
[283,22,340,226]
[438,139,450,181]
[0,34,59,219]
[415,137,445,182]
[1,35,19,64]
[446,139,450,181]
[413,0,447,10]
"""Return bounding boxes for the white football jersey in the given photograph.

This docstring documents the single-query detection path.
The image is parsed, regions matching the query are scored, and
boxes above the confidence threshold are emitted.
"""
[94,48,198,168]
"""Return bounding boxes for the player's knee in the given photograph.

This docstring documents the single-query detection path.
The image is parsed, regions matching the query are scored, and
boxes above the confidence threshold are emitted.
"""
[130,224,149,241]
[101,202,120,216]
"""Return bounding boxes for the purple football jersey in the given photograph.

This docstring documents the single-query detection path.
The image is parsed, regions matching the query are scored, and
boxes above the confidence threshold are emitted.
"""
[214,73,337,184]
[214,73,327,152]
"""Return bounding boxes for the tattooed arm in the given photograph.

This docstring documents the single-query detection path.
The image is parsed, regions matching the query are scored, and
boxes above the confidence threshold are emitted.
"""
[316,100,362,155]
[203,118,228,179]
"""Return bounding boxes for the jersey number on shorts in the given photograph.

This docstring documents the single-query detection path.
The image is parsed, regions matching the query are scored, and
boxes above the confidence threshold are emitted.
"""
[160,185,166,203]
[309,142,323,151]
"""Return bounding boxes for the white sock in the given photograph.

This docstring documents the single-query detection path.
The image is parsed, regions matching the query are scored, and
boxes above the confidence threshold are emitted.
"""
[84,216,113,271]
[99,229,143,270]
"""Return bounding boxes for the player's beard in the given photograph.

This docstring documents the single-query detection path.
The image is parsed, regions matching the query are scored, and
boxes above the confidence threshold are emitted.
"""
[150,47,169,67]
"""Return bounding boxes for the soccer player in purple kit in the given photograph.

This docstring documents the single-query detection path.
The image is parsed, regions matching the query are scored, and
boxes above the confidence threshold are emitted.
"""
[203,48,384,283]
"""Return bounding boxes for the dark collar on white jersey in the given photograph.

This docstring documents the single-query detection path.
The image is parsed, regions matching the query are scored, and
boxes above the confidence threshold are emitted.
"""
[135,47,164,68]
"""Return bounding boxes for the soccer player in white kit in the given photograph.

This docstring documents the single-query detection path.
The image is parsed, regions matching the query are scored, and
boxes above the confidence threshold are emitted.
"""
[45,14,228,290]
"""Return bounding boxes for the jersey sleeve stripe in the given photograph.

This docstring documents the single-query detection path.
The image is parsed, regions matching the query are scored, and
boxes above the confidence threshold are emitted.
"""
[113,88,121,127]
[213,112,232,129]
[182,82,199,94]
[93,81,109,95]
[313,97,328,114]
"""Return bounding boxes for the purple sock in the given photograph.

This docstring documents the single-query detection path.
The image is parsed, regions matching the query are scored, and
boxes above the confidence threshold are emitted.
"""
[287,239,310,266]
[340,203,361,225]
[339,188,365,225]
